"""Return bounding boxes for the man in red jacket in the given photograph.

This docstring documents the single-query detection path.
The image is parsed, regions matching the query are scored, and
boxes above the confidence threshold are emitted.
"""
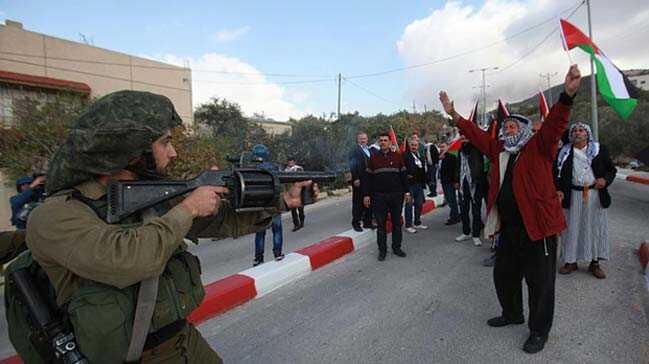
[439,64,582,354]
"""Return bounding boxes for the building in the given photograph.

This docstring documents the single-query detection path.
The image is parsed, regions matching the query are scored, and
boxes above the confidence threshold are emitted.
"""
[258,120,292,135]
[0,19,193,127]
[624,69,649,91]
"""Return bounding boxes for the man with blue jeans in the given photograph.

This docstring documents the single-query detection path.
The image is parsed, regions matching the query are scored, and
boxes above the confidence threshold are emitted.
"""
[251,144,285,266]
[438,142,461,225]
[403,138,428,233]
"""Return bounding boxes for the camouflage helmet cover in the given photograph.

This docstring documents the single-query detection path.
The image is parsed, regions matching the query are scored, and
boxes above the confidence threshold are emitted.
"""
[46,90,182,193]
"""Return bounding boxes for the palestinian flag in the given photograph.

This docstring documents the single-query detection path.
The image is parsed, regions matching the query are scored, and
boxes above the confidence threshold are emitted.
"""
[539,90,549,121]
[388,126,399,147]
[400,135,407,154]
[560,19,637,119]
[447,137,463,156]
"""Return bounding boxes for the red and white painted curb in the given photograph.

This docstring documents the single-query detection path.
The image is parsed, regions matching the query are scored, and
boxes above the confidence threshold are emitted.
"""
[188,194,445,325]
[616,172,649,186]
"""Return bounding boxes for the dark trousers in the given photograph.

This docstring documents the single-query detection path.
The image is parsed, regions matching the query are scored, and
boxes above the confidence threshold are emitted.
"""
[373,192,404,253]
[405,183,425,227]
[426,165,437,196]
[352,185,372,226]
[459,180,485,237]
[441,182,460,220]
[291,207,305,227]
[494,224,557,336]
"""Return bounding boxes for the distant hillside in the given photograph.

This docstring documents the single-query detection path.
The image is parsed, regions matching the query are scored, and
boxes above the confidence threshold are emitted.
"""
[498,73,649,161]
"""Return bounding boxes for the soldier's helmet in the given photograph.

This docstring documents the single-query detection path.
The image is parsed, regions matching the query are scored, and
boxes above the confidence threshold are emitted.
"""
[46,90,182,194]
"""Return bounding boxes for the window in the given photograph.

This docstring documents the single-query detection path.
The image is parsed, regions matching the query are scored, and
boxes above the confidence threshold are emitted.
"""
[0,93,14,128]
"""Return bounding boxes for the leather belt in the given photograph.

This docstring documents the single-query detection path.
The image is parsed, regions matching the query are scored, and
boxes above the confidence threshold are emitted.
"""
[143,319,187,351]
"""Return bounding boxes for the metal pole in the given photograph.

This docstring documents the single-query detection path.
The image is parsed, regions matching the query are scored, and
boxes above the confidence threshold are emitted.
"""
[481,70,487,126]
[337,73,342,121]
[587,0,599,140]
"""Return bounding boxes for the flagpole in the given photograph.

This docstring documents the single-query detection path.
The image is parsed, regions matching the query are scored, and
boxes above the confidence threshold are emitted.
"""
[587,0,599,141]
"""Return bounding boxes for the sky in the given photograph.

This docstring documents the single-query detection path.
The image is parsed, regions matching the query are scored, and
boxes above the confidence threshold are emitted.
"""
[2,0,649,120]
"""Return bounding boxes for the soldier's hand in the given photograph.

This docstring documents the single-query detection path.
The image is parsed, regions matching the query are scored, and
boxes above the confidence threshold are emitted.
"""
[363,196,371,208]
[353,179,361,188]
[180,186,228,217]
[284,181,319,208]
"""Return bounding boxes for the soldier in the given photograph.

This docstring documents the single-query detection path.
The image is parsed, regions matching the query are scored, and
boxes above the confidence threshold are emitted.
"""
[23,91,314,363]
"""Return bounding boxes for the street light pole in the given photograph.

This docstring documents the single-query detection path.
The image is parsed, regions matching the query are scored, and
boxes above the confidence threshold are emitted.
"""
[586,0,599,140]
[469,66,499,126]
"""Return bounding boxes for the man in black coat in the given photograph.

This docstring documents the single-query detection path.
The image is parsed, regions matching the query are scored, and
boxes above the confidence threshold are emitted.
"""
[425,139,440,197]
[403,138,428,233]
[438,142,461,225]
[455,140,488,245]
[349,131,376,232]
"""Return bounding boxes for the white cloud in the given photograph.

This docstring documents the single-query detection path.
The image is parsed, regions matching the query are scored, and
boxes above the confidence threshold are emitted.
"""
[157,53,308,121]
[214,26,251,43]
[397,0,649,117]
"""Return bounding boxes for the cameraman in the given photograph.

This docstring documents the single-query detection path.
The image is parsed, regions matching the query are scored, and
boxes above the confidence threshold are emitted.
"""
[10,175,45,230]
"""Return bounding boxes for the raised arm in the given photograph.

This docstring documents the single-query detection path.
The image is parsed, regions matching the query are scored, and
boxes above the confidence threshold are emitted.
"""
[439,91,501,159]
[537,65,581,160]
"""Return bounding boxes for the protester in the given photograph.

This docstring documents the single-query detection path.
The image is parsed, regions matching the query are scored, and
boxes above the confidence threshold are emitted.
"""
[438,142,461,225]
[403,138,428,233]
[363,132,410,261]
[455,138,488,246]
[424,138,440,197]
[253,144,285,266]
[10,175,45,230]
[349,131,376,232]
[555,122,617,279]
[439,64,582,354]
[285,157,306,232]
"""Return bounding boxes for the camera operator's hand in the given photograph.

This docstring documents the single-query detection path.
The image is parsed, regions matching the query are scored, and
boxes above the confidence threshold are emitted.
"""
[284,181,319,208]
[180,186,229,218]
[30,175,46,189]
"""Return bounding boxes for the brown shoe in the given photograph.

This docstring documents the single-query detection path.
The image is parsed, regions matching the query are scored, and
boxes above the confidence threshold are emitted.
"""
[589,262,606,279]
[559,263,578,274]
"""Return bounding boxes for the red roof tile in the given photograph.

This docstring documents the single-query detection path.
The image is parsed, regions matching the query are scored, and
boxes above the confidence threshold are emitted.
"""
[0,70,91,94]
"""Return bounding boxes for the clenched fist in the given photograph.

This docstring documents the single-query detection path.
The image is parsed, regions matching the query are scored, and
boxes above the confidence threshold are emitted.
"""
[564,64,582,97]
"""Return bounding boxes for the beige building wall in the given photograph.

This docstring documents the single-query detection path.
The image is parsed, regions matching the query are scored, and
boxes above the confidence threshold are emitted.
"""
[259,120,292,135]
[0,172,12,231]
[0,20,193,123]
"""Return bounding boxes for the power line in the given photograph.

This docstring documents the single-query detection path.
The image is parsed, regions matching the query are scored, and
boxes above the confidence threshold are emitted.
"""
[342,77,404,108]
[0,56,191,92]
[193,77,335,86]
[0,50,332,78]
[345,0,585,80]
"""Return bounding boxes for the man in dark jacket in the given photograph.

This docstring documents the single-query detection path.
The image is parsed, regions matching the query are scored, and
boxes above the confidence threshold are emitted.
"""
[425,139,440,197]
[555,122,616,279]
[10,175,45,230]
[404,138,428,233]
[438,142,460,225]
[439,64,582,354]
[455,139,488,245]
[349,131,375,232]
[363,132,410,261]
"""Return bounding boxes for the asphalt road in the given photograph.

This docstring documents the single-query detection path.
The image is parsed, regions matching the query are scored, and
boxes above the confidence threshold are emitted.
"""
[1,181,648,362]
[199,180,649,363]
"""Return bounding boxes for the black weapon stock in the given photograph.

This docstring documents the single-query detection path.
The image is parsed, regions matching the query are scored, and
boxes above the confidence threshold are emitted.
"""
[106,169,336,223]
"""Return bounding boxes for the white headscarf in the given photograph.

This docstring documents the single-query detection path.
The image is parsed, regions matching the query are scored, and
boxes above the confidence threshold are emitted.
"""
[498,114,534,153]
[556,122,600,175]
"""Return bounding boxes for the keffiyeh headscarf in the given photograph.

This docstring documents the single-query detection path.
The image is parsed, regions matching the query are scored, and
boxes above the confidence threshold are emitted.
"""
[499,114,534,153]
[556,122,600,175]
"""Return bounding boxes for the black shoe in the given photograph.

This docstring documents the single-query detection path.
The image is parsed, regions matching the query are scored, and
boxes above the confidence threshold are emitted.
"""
[378,252,386,261]
[253,256,264,267]
[292,225,300,232]
[427,192,436,197]
[523,333,548,354]
[486,316,524,327]
[445,218,460,226]
[352,224,363,232]
[393,249,407,258]
[363,223,377,230]
[274,252,285,261]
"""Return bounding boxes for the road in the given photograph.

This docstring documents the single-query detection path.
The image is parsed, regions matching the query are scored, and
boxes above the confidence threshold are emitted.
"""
[198,180,649,363]
[1,181,648,362]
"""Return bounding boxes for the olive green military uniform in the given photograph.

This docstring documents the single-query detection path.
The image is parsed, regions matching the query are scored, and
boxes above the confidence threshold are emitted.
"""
[0,230,27,265]
[22,91,279,363]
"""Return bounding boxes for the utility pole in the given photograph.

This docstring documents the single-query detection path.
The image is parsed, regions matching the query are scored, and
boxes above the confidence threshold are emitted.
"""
[586,0,599,141]
[469,66,499,126]
[337,73,342,121]
[539,72,558,104]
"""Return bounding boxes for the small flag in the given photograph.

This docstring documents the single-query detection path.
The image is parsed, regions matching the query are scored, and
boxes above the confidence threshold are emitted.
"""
[539,91,549,120]
[560,19,638,119]
[388,126,399,147]
[400,135,407,154]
